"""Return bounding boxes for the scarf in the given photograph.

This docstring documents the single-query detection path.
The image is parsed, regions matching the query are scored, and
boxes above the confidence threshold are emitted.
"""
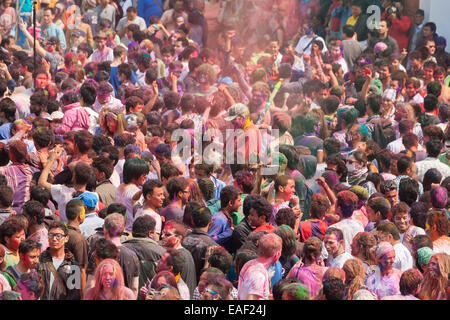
[348,167,368,185]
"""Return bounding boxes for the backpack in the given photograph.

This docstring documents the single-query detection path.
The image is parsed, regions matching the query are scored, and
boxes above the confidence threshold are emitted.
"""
[371,119,396,149]
[137,259,158,291]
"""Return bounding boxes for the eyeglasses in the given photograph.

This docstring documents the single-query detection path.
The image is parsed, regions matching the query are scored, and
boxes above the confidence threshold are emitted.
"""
[182,190,191,194]
[204,288,219,295]
[48,233,65,240]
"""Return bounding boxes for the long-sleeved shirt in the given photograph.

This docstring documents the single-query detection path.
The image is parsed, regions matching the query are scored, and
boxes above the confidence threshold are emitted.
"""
[207,210,233,250]
[41,23,67,51]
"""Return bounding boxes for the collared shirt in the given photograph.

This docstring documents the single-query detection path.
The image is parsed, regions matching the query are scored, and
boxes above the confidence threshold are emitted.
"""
[210,175,226,201]
[80,213,104,239]
[415,157,450,183]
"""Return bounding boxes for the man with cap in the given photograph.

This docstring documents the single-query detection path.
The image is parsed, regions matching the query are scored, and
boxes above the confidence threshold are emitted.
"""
[91,31,114,63]
[76,192,104,238]
[40,7,66,51]
[224,103,263,167]
[93,81,124,113]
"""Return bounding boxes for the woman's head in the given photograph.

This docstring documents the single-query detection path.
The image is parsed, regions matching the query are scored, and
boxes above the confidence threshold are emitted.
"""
[302,237,322,263]
[95,259,124,291]
[353,232,377,265]
[342,259,365,300]
[375,242,396,272]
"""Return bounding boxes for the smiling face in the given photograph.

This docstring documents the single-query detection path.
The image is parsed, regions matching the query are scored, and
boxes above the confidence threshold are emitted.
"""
[379,250,395,271]
[393,211,410,233]
[48,228,68,250]
[147,186,165,208]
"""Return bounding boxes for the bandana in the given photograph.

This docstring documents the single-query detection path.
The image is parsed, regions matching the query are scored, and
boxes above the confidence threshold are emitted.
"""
[416,247,434,267]
[375,242,395,260]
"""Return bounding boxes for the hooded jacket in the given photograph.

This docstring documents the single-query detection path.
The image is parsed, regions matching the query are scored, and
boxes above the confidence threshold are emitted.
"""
[54,102,91,134]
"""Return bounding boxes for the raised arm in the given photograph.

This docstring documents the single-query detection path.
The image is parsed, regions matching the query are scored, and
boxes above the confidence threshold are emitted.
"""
[19,22,48,58]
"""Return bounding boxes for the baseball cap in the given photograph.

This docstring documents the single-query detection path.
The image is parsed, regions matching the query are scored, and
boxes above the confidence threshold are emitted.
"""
[224,103,249,121]
[73,30,86,38]
[74,192,99,208]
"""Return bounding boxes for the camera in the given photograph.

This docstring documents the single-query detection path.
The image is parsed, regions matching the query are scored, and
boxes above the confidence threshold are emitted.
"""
[387,6,397,15]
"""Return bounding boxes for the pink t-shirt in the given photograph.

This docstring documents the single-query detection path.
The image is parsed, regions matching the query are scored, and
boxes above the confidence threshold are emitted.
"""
[238,259,270,300]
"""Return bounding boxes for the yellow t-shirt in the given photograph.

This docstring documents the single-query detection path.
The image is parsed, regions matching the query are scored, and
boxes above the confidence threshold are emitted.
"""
[346,15,358,26]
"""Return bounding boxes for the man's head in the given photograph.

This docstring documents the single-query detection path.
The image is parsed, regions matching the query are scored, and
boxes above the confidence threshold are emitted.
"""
[324,228,344,257]
[18,239,41,270]
[422,22,436,39]
[376,221,400,244]
[42,8,54,26]
[126,6,137,20]
[190,206,212,229]
[309,194,331,219]
[391,202,411,234]
[161,220,187,249]
[426,210,450,239]
[123,157,149,186]
[132,215,156,239]
[335,191,358,219]
[257,233,282,264]
[104,213,125,239]
[142,179,165,209]
[0,217,26,251]
[220,186,241,212]
[400,269,423,296]
[380,180,397,207]
[247,196,273,228]
[48,221,69,250]
[156,248,185,275]
[166,177,190,205]
[367,196,391,223]
[274,175,296,201]
[65,199,86,224]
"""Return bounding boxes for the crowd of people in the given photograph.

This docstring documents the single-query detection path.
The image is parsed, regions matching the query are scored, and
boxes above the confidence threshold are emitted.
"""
[0,0,448,300]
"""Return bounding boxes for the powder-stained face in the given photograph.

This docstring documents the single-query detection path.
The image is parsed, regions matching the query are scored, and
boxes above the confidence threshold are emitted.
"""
[393,212,409,233]
[379,250,395,271]
[21,248,41,270]
[6,230,26,251]
[324,233,340,256]
[428,256,440,277]
[101,265,115,288]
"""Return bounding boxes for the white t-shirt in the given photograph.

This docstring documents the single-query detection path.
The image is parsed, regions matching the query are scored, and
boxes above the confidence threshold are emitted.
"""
[134,207,162,235]
[400,226,425,252]
[50,185,76,223]
[295,35,328,55]
[329,219,364,254]
[49,257,64,298]
[238,259,270,300]
[327,251,354,269]
[115,183,141,232]
[80,213,105,238]
[393,242,413,271]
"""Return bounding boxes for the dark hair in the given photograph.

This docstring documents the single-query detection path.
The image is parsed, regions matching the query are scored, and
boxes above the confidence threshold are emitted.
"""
[275,208,296,229]
[424,94,439,112]
[80,82,97,105]
[142,179,164,198]
[100,145,119,166]
[423,22,436,33]
[336,191,358,218]
[399,178,419,206]
[399,269,423,296]
[425,139,442,158]
[396,155,413,175]
[0,185,13,208]
[427,210,450,237]
[92,156,114,180]
[183,201,202,227]
[367,94,382,115]
[190,206,211,228]
[368,197,391,220]
[160,162,182,181]
[323,278,345,300]
[234,249,258,275]
[123,158,149,184]
[92,134,112,154]
[0,98,17,123]
[248,195,273,222]
[412,234,433,251]
[0,216,25,245]
[73,162,94,186]
[132,215,156,237]
[22,200,45,225]
[220,186,240,209]
[163,248,185,275]
[74,130,93,154]
[48,221,68,236]
[18,239,41,255]
[94,238,119,260]
[166,177,189,200]
[377,221,400,240]
[423,169,443,192]
[342,24,355,38]
[106,203,127,217]
[197,178,214,202]
[65,199,85,221]
[208,247,233,274]
[402,133,418,150]
[310,194,331,219]
[234,171,255,194]
[272,278,301,300]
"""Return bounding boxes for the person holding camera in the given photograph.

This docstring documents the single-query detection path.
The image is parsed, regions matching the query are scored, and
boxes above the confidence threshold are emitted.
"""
[384,0,411,53]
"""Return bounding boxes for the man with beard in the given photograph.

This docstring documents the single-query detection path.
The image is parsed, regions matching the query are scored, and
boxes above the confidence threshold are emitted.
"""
[368,19,399,56]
